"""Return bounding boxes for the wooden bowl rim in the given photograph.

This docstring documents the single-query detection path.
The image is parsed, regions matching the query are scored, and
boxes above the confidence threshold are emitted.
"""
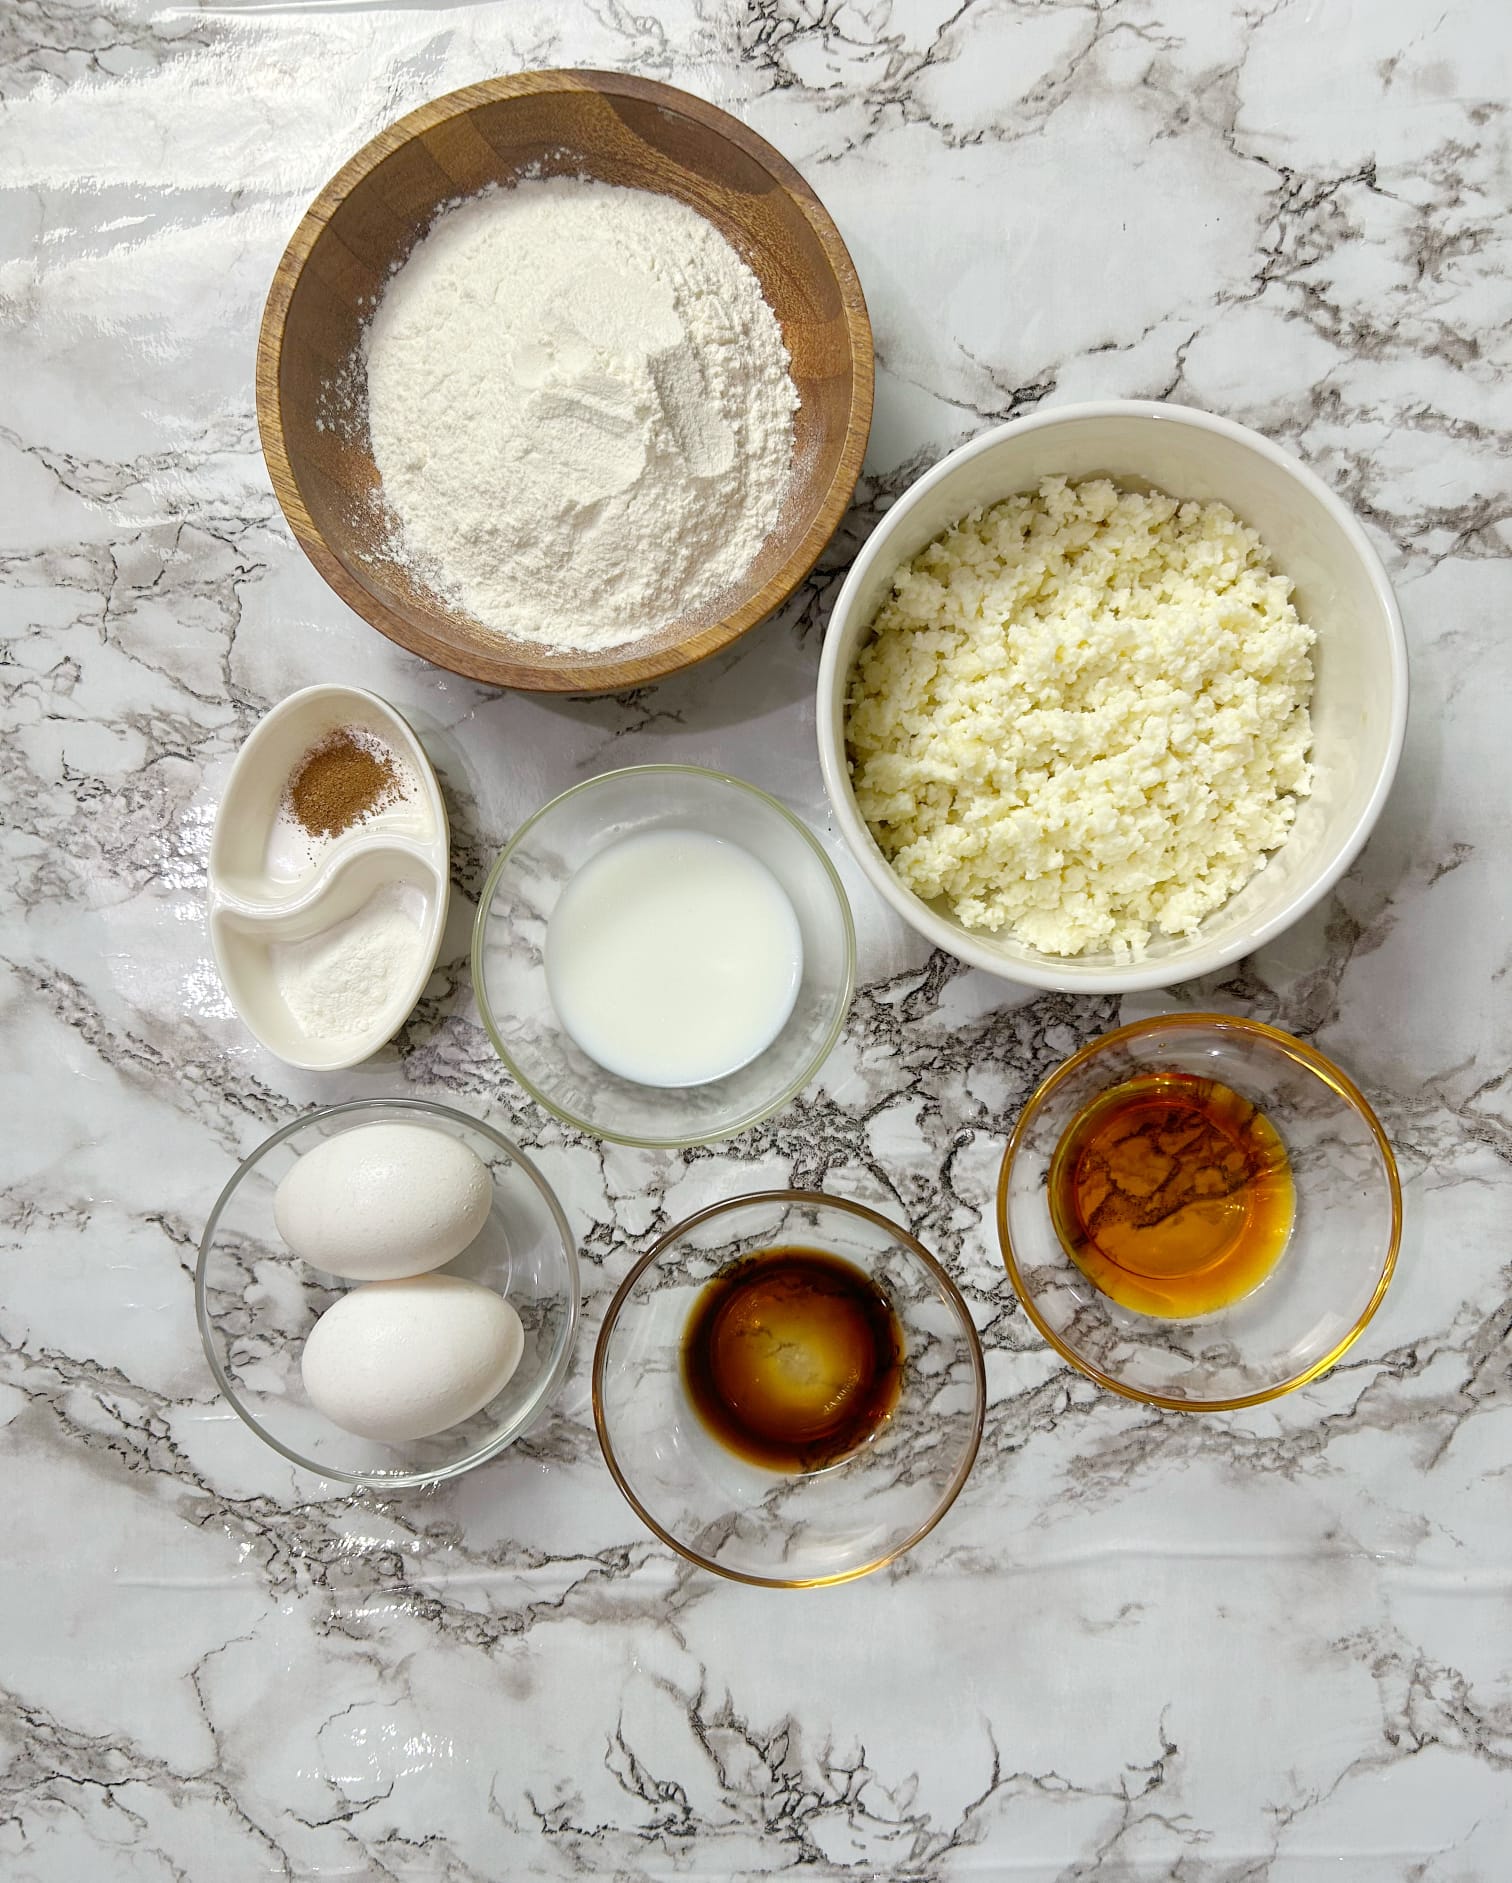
[255,68,874,695]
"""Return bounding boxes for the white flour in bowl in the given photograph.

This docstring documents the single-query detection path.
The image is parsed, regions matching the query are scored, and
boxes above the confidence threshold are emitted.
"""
[362,177,800,653]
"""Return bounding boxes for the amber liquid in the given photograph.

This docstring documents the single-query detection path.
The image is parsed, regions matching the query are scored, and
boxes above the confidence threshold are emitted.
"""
[1048,1073,1295,1319]
[681,1248,904,1472]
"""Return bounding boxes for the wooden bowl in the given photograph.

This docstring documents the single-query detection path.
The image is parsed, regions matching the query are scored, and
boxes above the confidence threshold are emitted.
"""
[256,70,874,695]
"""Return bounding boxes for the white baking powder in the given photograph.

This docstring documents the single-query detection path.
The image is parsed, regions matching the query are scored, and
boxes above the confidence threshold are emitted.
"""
[272,883,426,1040]
[362,177,799,652]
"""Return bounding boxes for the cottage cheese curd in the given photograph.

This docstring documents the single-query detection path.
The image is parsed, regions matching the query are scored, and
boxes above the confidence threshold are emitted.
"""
[845,478,1315,957]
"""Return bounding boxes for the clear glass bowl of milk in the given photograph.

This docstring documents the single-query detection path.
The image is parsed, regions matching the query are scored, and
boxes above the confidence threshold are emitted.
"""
[472,766,855,1147]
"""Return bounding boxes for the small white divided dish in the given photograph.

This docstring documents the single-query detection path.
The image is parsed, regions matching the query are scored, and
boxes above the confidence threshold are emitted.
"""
[816,401,1410,994]
[208,685,450,1069]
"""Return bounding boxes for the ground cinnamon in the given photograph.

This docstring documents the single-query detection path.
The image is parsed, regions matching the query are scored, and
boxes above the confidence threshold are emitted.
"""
[287,728,400,837]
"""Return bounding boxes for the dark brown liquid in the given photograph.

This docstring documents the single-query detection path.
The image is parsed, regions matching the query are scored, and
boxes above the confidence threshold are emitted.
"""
[681,1247,904,1472]
[1048,1072,1295,1319]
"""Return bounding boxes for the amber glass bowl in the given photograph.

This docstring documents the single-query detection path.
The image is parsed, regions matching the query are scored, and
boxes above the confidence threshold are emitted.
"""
[997,1015,1401,1411]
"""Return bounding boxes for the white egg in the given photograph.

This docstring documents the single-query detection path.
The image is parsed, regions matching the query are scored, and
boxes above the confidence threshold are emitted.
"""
[300,1274,525,1441]
[273,1122,493,1280]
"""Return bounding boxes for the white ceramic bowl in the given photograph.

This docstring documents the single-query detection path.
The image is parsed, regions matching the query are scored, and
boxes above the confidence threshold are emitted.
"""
[816,402,1409,993]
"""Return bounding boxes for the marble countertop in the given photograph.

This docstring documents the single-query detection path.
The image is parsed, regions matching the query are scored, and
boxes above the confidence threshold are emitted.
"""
[4,1,1510,1876]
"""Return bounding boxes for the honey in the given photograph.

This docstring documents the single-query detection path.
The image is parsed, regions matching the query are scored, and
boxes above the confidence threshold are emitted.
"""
[1048,1072,1295,1319]
[681,1247,903,1472]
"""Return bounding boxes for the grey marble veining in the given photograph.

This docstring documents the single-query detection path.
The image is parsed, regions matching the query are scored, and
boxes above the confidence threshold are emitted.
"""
[3,0,1510,1877]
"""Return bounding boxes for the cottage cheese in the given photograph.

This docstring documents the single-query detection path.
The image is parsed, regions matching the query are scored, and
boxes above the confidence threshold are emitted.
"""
[845,477,1315,958]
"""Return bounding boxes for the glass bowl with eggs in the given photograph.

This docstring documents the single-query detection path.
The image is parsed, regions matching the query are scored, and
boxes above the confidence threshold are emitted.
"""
[998,1014,1402,1410]
[472,765,855,1148]
[197,1098,579,1487]
[594,1191,986,1587]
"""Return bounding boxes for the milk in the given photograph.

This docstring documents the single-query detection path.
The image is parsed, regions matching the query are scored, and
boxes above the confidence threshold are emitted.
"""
[545,829,804,1088]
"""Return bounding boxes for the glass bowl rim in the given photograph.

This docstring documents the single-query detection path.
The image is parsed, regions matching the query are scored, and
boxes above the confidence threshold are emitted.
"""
[996,1012,1403,1413]
[470,764,858,1148]
[592,1187,988,1588]
[196,1095,581,1488]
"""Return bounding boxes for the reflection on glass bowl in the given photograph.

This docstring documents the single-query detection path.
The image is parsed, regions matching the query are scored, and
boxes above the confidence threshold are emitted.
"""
[998,1015,1401,1411]
[594,1191,985,1588]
